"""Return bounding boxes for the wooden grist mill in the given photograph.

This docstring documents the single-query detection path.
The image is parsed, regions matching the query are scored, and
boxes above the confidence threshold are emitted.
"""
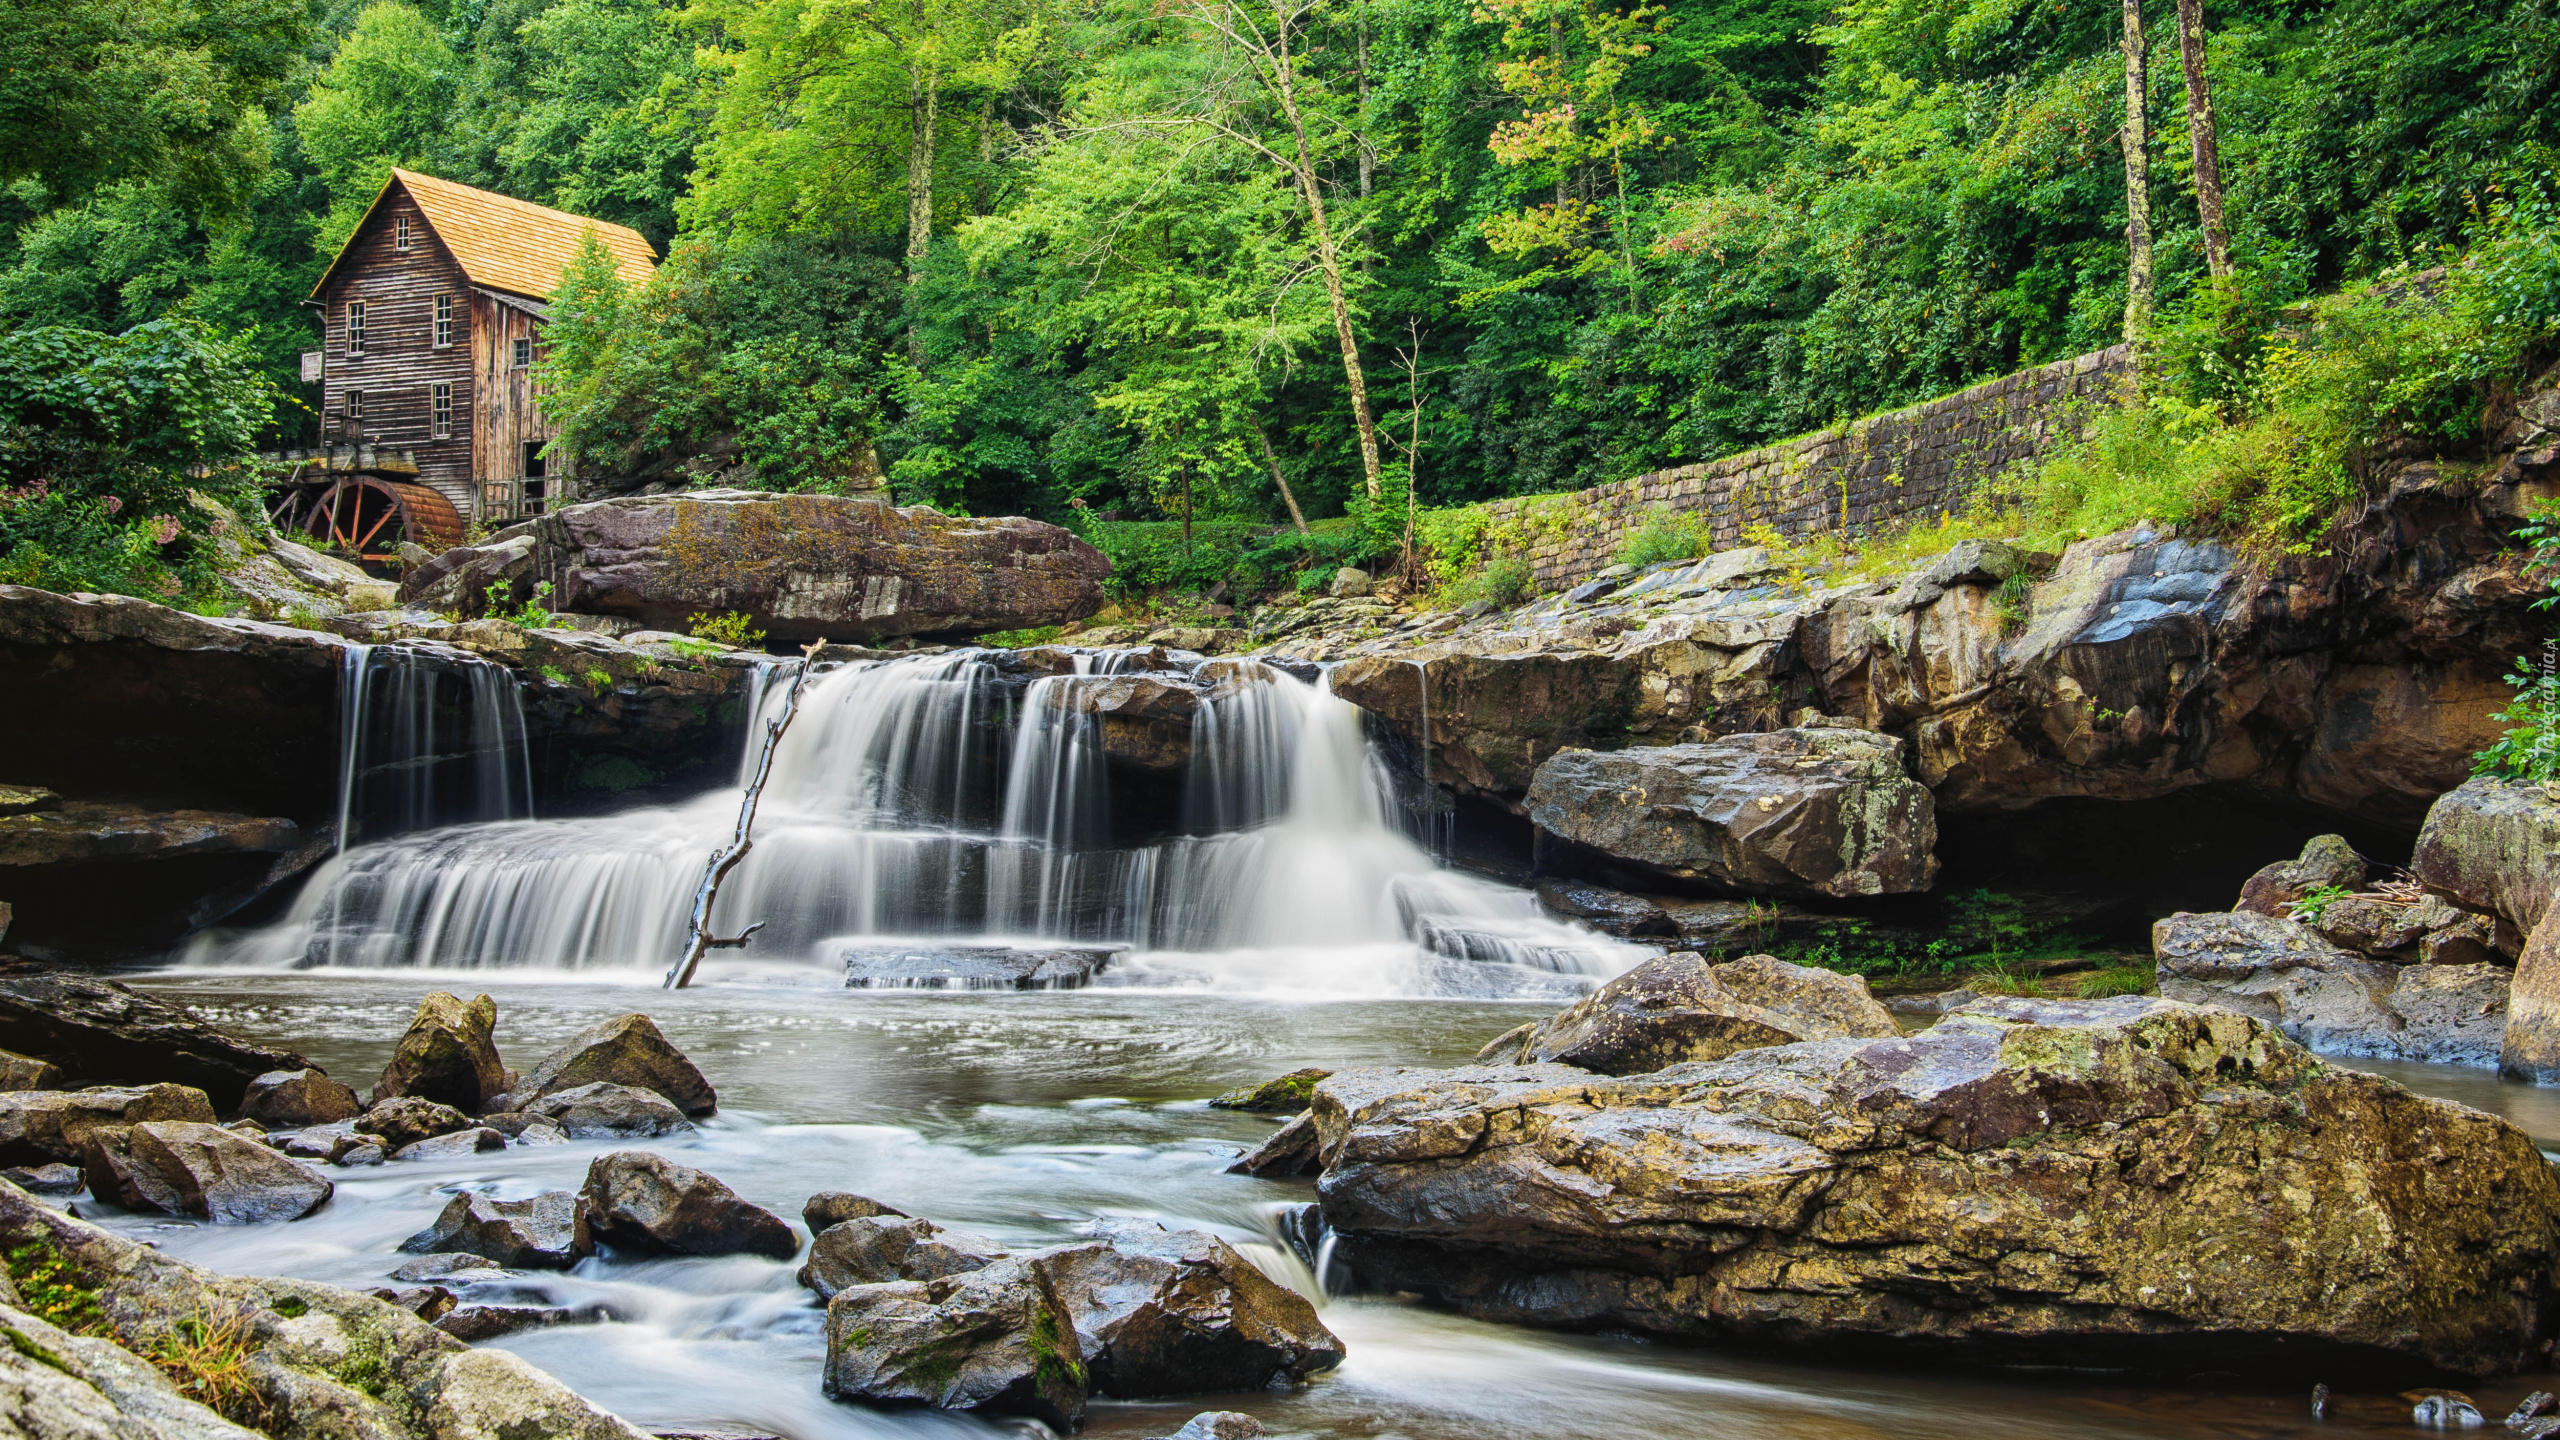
[266,465,469,563]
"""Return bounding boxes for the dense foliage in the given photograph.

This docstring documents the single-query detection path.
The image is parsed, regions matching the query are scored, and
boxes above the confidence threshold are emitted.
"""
[5,0,2557,581]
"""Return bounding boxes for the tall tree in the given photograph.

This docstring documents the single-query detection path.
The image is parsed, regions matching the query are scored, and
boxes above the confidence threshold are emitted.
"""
[2120,0,2153,341]
[2171,0,2232,278]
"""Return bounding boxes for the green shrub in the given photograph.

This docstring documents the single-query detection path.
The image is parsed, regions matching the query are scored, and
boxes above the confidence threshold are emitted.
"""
[486,580,556,628]
[2287,884,2356,923]
[687,609,766,646]
[975,625,1062,647]
[1446,556,1534,608]
[2075,964,2155,999]
[1612,510,1709,568]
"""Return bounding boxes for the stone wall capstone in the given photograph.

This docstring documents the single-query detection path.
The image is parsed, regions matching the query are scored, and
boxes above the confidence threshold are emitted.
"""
[1475,344,2133,590]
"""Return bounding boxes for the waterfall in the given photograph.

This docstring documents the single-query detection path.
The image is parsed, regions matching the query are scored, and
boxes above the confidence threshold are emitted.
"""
[333,644,533,852]
[208,648,1644,994]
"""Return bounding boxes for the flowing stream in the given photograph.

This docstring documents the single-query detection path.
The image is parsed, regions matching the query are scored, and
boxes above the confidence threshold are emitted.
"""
[118,648,2560,1439]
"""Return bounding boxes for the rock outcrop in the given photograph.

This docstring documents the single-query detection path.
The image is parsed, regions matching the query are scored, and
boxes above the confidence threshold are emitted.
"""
[0,970,310,1111]
[1309,997,2560,1376]
[1475,953,1897,1073]
[0,1181,651,1440]
[1522,729,1937,898]
[2235,834,2367,916]
[2153,910,2508,1067]
[580,1151,797,1260]
[0,1085,217,1166]
[2413,779,2560,1080]
[406,490,1113,643]
[373,993,507,1113]
[500,1013,716,1117]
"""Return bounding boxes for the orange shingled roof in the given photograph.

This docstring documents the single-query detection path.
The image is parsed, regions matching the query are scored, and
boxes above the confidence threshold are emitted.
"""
[308,169,656,302]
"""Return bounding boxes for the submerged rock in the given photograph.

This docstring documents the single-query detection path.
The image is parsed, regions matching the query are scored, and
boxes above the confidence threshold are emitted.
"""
[581,1151,797,1260]
[436,1304,585,1343]
[374,992,508,1114]
[402,1189,594,1269]
[502,1013,716,1117]
[798,1215,1006,1299]
[1209,1068,1334,1114]
[0,1085,216,1166]
[2153,910,2506,1067]
[838,942,1123,991]
[822,1257,1087,1431]
[1040,1222,1344,1397]
[1312,997,2560,1375]
[1477,953,1896,1074]
[238,1068,361,1127]
[802,1192,908,1232]
[524,1082,692,1138]
[391,1127,506,1163]
[1524,729,1937,899]
[0,970,308,1111]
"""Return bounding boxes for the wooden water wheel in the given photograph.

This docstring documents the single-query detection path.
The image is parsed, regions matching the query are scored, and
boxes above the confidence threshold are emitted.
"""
[269,475,466,561]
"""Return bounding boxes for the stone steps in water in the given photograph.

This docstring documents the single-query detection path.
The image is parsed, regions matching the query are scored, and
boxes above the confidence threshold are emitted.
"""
[837,941,1127,990]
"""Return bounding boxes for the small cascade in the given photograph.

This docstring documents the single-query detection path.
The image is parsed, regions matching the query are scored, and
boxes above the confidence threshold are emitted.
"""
[215,647,1644,993]
[333,644,533,852]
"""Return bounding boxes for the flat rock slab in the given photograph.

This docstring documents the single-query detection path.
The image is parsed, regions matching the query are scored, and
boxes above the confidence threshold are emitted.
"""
[840,943,1126,991]
[0,969,308,1111]
[0,800,300,867]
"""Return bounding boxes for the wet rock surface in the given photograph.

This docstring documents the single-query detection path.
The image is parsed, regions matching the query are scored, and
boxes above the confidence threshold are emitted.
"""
[1525,729,1938,899]
[1210,1068,1334,1114]
[500,1013,716,1117]
[0,970,308,1111]
[1310,997,2560,1375]
[373,992,508,1113]
[1039,1221,1344,1397]
[580,1151,797,1260]
[402,1189,595,1269]
[523,1082,693,1138]
[238,1069,361,1128]
[355,1095,476,1150]
[1478,953,1898,1074]
[2153,910,2507,1066]
[802,1192,907,1231]
[412,489,1112,643]
[0,1085,217,1165]
[823,1257,1088,1431]
[86,1120,333,1223]
[798,1215,1007,1299]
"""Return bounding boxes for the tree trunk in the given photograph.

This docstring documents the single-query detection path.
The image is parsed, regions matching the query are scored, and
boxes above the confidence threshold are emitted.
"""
[1251,416,1312,533]
[905,70,940,366]
[1266,31,1384,500]
[2120,0,2154,342]
[2172,0,2232,279]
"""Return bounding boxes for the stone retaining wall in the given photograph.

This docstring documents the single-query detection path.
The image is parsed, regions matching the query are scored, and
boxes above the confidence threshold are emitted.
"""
[1476,344,2133,590]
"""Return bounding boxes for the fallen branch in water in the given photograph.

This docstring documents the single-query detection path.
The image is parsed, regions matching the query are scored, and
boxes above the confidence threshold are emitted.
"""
[666,639,822,990]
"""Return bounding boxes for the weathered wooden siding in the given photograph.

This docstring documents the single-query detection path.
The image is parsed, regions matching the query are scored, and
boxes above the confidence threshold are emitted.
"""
[314,186,475,513]
[468,293,556,500]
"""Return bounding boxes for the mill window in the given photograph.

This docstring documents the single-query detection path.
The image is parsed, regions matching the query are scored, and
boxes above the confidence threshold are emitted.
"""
[346,390,363,426]
[512,336,532,369]
[346,301,366,356]
[433,293,452,348]
[432,382,452,439]
[394,215,412,252]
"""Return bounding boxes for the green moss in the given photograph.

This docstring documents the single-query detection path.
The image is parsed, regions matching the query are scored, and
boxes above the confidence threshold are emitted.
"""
[4,1242,102,1335]
[1026,1305,1084,1392]
[335,1332,389,1399]
[2,1325,73,1374]
[567,753,663,794]
[269,1296,308,1319]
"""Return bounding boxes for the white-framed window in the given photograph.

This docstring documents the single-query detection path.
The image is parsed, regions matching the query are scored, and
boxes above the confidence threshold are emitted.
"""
[346,389,363,425]
[432,293,452,348]
[394,215,412,252]
[431,382,452,439]
[511,336,532,369]
[346,301,366,356]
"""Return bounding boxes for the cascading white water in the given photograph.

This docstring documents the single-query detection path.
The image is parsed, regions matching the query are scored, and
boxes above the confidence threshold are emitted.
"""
[206,649,1643,994]
[333,643,534,852]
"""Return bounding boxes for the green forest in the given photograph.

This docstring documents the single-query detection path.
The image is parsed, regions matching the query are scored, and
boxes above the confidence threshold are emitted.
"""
[3,0,2557,594]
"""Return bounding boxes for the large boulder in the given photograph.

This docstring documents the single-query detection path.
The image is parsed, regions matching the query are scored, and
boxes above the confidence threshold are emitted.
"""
[580,1151,797,1260]
[501,1013,715,1117]
[799,1215,1007,1299]
[355,1095,476,1151]
[2413,777,2560,932]
[374,993,508,1113]
[1524,729,1937,899]
[1478,953,1897,1074]
[238,1068,361,1127]
[2152,910,2507,1067]
[2235,834,2366,916]
[0,1085,215,1165]
[1310,997,2560,1374]
[0,1180,651,1440]
[82,1120,332,1223]
[822,1258,1087,1431]
[406,490,1113,643]
[1038,1222,1344,1397]
[0,969,309,1111]
[401,1189,594,1269]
